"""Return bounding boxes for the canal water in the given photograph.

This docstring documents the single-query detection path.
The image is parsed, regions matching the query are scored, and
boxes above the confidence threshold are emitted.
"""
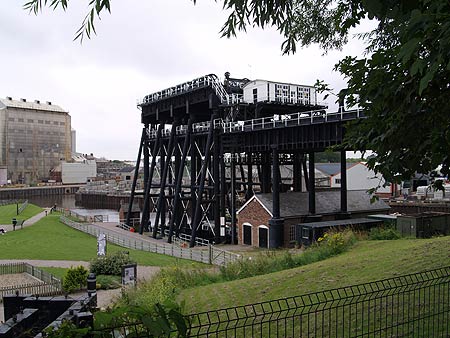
[27,195,120,223]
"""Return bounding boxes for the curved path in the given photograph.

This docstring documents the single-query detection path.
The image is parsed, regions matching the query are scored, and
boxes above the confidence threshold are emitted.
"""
[0,208,52,232]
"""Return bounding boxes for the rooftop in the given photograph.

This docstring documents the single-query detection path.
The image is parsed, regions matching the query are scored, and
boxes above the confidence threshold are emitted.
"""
[239,190,390,217]
[315,162,359,176]
[0,97,68,113]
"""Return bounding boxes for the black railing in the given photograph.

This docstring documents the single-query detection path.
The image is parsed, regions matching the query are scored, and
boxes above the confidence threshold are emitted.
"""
[92,266,450,337]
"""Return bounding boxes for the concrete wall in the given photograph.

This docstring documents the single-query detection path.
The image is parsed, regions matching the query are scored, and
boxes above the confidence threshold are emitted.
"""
[0,166,6,185]
[0,101,71,184]
[61,160,97,184]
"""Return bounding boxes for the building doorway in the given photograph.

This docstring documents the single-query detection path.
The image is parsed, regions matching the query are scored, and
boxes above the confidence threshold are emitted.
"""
[243,223,252,245]
[258,226,268,248]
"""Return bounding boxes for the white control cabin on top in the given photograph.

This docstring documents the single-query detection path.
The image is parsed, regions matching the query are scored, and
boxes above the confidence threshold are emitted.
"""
[242,80,317,105]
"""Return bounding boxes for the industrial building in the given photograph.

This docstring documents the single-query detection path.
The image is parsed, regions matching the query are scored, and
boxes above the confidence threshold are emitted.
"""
[0,97,72,184]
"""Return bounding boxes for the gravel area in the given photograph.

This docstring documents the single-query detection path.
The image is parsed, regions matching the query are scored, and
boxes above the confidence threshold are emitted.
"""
[0,273,41,288]
[0,273,43,323]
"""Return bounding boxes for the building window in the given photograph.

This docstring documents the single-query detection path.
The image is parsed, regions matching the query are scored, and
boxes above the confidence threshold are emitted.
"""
[53,121,59,125]
[289,225,296,241]
[8,117,14,122]
[59,122,65,126]
[302,227,310,240]
[253,88,257,103]
[27,119,33,123]
[335,178,341,184]
[38,120,44,124]
[18,118,24,122]
[45,120,51,124]
[59,132,65,136]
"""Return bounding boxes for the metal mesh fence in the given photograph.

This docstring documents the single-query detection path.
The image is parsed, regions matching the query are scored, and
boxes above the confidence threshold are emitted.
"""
[92,266,450,337]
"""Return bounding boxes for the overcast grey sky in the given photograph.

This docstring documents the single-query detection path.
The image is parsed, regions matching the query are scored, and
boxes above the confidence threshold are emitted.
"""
[0,1,372,160]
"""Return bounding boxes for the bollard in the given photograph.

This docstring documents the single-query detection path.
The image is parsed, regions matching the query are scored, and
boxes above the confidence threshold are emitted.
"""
[87,273,97,307]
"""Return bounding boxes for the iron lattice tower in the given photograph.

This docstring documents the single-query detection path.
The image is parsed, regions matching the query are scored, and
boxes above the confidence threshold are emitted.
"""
[127,73,363,247]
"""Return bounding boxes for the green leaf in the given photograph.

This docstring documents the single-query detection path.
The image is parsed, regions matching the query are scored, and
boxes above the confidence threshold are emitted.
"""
[399,38,420,64]
[410,59,424,76]
[419,63,438,95]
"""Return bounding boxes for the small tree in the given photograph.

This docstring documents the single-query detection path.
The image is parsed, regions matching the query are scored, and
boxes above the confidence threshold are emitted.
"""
[63,266,89,293]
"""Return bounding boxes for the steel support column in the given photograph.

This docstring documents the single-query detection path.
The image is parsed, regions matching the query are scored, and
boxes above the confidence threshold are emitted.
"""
[340,150,348,213]
[245,152,253,200]
[238,154,246,191]
[261,152,271,193]
[153,120,180,238]
[308,152,316,215]
[140,124,164,234]
[268,145,284,248]
[167,119,193,243]
[230,154,237,244]
[292,152,303,192]
[126,127,145,226]
[302,155,309,192]
[190,114,216,247]
[142,125,150,230]
[220,140,226,238]
[213,127,220,244]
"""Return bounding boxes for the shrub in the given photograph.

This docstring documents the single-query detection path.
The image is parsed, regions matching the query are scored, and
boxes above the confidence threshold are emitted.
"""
[369,226,401,240]
[90,251,136,276]
[316,228,357,254]
[62,266,89,293]
[96,275,122,290]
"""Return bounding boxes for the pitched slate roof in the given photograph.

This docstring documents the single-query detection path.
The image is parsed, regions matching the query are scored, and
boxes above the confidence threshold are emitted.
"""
[315,163,357,176]
[252,190,389,218]
[118,166,135,173]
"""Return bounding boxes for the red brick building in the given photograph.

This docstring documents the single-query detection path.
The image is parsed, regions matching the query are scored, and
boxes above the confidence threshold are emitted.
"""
[237,190,390,248]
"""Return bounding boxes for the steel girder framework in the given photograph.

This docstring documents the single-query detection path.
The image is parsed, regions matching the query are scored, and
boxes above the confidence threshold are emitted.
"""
[127,74,363,247]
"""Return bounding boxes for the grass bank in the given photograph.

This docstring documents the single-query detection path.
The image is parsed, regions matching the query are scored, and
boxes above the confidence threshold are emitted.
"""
[178,236,450,313]
[0,203,43,224]
[0,214,199,267]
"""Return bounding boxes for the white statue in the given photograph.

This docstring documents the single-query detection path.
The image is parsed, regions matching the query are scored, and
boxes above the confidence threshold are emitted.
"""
[97,233,107,256]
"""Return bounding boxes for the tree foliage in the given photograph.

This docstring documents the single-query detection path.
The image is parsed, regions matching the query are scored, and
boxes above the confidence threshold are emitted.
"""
[23,0,450,182]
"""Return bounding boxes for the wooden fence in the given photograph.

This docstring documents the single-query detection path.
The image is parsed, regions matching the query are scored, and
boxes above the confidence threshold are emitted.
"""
[0,262,63,302]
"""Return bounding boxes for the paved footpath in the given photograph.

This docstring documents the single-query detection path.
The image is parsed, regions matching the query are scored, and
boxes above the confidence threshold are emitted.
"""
[0,208,52,232]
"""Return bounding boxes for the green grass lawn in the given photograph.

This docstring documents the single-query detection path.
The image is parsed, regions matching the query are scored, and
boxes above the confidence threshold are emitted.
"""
[39,267,67,279]
[0,214,200,267]
[0,203,43,224]
[178,236,450,313]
